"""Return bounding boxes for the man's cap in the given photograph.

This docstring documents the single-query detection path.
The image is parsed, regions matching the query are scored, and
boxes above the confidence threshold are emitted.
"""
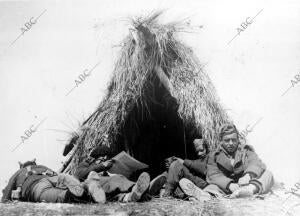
[219,123,238,140]
[89,145,113,159]
[19,158,36,168]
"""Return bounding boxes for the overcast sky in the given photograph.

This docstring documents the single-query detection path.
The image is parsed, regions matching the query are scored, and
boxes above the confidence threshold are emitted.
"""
[0,0,299,191]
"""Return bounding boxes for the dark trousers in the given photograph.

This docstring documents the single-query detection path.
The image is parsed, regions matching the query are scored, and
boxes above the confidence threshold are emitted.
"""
[31,174,91,203]
[31,176,67,203]
[165,160,208,193]
[94,173,135,201]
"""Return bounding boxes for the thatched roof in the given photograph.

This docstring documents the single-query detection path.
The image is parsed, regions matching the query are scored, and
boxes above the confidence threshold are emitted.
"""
[63,12,230,175]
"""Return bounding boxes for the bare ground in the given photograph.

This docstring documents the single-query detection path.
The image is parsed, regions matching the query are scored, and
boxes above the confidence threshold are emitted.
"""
[1,192,300,216]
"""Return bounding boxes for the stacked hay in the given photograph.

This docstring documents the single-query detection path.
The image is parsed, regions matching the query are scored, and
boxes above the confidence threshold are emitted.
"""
[63,12,230,174]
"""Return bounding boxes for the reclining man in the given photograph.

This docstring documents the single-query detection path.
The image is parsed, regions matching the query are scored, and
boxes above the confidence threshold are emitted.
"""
[74,145,150,203]
[179,123,274,200]
[149,138,211,200]
[2,159,104,203]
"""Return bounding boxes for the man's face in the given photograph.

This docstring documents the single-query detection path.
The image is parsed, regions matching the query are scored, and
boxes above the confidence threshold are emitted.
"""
[221,133,239,154]
[193,139,206,157]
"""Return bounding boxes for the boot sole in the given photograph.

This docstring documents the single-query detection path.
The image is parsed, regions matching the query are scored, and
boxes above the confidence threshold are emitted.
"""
[130,172,150,202]
[87,181,106,203]
[149,174,167,196]
[179,178,211,201]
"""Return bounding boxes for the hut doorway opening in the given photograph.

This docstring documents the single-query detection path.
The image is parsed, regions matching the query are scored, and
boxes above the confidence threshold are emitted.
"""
[118,75,197,177]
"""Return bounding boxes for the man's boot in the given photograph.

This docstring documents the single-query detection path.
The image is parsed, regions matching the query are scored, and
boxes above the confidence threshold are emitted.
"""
[84,171,106,203]
[123,172,150,202]
[179,178,211,201]
[149,172,167,196]
[57,174,84,197]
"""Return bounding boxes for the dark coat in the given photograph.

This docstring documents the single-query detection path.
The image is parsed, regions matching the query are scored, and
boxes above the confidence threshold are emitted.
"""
[206,144,266,193]
[1,165,55,202]
[74,160,106,181]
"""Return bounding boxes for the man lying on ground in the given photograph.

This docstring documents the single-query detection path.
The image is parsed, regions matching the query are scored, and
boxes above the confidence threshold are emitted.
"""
[2,159,105,203]
[178,123,274,200]
[149,138,211,200]
[74,145,151,203]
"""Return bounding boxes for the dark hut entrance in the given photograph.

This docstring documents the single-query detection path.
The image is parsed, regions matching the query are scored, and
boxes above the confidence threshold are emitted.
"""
[117,74,198,178]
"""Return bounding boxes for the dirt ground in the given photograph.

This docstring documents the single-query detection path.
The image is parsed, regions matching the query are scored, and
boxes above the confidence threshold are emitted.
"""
[1,192,300,216]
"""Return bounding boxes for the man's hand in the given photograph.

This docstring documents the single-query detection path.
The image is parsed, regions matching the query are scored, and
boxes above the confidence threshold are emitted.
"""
[165,156,177,169]
[229,183,240,193]
[238,173,251,186]
[95,156,108,164]
[42,169,57,176]
[230,184,257,198]
[11,187,21,200]
[165,157,183,169]
[175,157,184,164]
[102,159,114,169]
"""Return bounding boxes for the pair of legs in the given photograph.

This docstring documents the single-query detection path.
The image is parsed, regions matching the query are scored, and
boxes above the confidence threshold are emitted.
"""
[30,174,89,203]
[87,171,150,202]
[179,170,274,200]
[163,160,207,197]
[209,170,274,197]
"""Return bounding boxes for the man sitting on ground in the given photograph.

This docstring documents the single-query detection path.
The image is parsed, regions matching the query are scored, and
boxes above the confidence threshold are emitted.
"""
[74,145,150,203]
[2,159,105,203]
[179,123,274,200]
[149,139,210,199]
